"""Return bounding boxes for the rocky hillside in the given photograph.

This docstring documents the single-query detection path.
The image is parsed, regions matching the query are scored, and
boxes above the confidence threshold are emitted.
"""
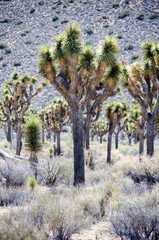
[0,0,159,108]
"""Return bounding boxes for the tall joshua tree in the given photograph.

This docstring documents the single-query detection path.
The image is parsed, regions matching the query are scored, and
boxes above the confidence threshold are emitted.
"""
[129,103,145,155]
[41,98,69,155]
[122,40,159,156]
[105,101,127,163]
[39,24,120,185]
[25,116,42,178]
[4,72,47,155]
[93,119,109,143]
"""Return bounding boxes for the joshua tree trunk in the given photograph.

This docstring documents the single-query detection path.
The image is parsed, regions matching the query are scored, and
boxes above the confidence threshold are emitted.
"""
[16,121,22,156]
[100,136,102,144]
[115,132,118,149]
[139,130,144,155]
[56,132,61,155]
[29,151,38,179]
[53,133,56,156]
[42,126,45,145]
[85,115,91,150]
[107,132,112,163]
[72,107,85,186]
[91,134,94,142]
[7,120,12,143]
[147,116,155,156]
[128,134,132,146]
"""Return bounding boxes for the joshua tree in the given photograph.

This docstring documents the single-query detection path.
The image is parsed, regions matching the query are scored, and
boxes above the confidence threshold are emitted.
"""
[114,119,127,149]
[0,91,13,143]
[93,119,109,143]
[39,24,120,185]
[41,98,69,155]
[125,122,137,146]
[129,103,146,155]
[25,116,42,178]
[4,72,47,155]
[122,40,159,156]
[105,101,127,163]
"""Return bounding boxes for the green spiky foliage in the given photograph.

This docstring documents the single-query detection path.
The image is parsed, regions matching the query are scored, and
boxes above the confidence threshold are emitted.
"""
[78,46,95,72]
[105,101,127,121]
[99,36,119,65]
[53,34,65,60]
[104,62,122,86]
[63,24,82,56]
[94,119,109,138]
[39,45,55,76]
[25,116,42,152]
[142,40,157,61]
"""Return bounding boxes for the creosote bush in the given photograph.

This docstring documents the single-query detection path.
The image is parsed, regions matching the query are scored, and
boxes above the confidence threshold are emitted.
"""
[118,10,130,19]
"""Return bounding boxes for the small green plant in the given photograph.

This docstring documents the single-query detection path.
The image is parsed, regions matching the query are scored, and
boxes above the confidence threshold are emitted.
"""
[125,0,130,3]
[52,16,59,22]
[0,55,3,60]
[149,13,158,20]
[108,30,114,35]
[112,2,119,8]
[2,62,7,67]
[17,19,23,25]
[103,24,109,28]
[124,44,134,50]
[38,0,44,5]
[14,61,21,66]
[118,9,130,19]
[28,175,37,190]
[40,22,44,26]
[21,29,31,36]
[136,13,144,20]
[117,34,123,39]
[54,25,58,28]
[49,146,53,159]
[61,19,68,24]
[86,28,93,35]
[0,18,11,23]
[0,42,7,49]
[131,54,139,62]
[86,41,91,46]
[5,48,11,54]
[25,39,33,44]
[30,8,35,13]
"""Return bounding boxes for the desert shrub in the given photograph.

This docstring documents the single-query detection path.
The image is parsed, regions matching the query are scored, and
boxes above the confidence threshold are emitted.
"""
[2,61,7,67]
[85,151,96,170]
[0,160,30,187]
[118,10,130,19]
[0,187,33,206]
[149,13,158,20]
[28,175,37,190]
[38,159,63,186]
[0,18,11,23]
[124,44,134,50]
[117,34,123,39]
[136,13,144,20]
[125,0,129,3]
[61,19,68,24]
[14,61,21,66]
[103,23,109,28]
[16,19,23,25]
[131,54,138,61]
[0,55,3,60]
[111,194,159,240]
[25,38,33,44]
[21,29,31,36]
[52,15,58,21]
[5,48,11,54]
[112,2,119,8]
[38,0,44,5]
[30,7,35,13]
[0,41,7,49]
[108,30,114,35]
[86,28,93,35]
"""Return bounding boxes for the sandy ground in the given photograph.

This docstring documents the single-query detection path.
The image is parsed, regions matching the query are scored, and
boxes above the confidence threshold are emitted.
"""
[72,221,119,240]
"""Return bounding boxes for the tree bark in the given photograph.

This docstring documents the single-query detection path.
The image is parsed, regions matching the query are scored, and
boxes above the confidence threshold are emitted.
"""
[139,131,144,155]
[100,136,102,144]
[7,120,12,143]
[115,133,118,149]
[107,132,112,164]
[128,135,132,146]
[16,121,22,156]
[29,151,38,179]
[53,133,56,156]
[72,108,85,186]
[85,115,91,150]
[56,132,61,155]
[147,117,155,156]
[42,126,45,145]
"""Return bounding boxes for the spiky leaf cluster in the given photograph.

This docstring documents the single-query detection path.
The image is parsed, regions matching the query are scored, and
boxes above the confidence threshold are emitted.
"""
[78,46,95,72]
[105,101,127,120]
[25,116,42,152]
